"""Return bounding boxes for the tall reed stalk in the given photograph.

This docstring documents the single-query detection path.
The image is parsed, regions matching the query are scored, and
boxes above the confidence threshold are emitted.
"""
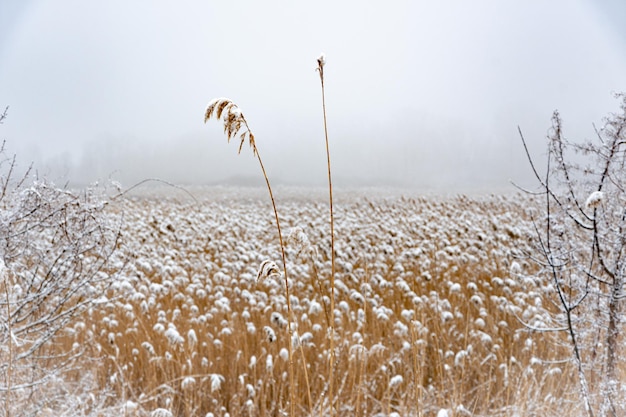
[316,53,336,416]
[204,99,302,416]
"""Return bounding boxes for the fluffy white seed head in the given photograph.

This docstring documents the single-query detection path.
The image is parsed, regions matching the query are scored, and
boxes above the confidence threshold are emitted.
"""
[257,260,281,283]
[287,227,312,257]
[210,374,225,392]
[187,329,197,349]
[389,374,403,389]
[142,342,156,356]
[266,354,273,371]
[181,376,196,390]
[164,326,184,346]
[270,312,288,329]
[263,326,277,343]
[585,190,604,210]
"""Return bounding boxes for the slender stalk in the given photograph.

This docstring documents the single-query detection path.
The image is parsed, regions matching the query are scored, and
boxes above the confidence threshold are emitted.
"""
[253,147,297,417]
[317,53,336,417]
[204,99,313,416]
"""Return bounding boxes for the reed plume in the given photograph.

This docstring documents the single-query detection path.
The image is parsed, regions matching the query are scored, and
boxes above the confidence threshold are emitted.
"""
[204,98,310,417]
[204,98,255,154]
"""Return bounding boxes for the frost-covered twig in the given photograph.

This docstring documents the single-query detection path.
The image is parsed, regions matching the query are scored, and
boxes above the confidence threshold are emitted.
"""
[0,155,125,410]
[518,93,626,416]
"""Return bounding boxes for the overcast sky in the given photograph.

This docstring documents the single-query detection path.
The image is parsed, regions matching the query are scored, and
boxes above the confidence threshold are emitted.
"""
[1,0,625,190]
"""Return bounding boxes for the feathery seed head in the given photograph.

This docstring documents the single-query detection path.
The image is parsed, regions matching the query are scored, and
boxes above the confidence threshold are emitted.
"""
[210,373,225,392]
[142,341,156,356]
[263,325,277,343]
[316,53,326,80]
[204,97,256,155]
[287,227,312,257]
[256,259,281,283]
[389,375,403,389]
[317,53,326,68]
[585,190,603,210]
[271,311,288,328]
[181,376,196,390]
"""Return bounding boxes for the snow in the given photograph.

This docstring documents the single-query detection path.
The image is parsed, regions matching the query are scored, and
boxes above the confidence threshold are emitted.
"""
[389,374,404,388]
[7,186,623,415]
[585,190,604,209]
[210,374,225,392]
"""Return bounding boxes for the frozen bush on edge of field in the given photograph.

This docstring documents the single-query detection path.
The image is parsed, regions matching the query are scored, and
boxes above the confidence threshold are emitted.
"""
[0,141,125,416]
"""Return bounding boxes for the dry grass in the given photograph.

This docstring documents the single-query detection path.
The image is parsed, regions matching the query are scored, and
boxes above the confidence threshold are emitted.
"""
[23,188,618,416]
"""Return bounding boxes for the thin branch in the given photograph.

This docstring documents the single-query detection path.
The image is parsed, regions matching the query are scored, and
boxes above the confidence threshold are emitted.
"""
[110,178,198,204]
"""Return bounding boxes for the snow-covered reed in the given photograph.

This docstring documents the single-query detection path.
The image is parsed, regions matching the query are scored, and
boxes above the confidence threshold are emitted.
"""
[11,187,615,416]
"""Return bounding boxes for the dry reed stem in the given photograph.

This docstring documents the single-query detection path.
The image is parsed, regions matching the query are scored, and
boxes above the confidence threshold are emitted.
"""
[317,53,337,417]
[205,98,310,417]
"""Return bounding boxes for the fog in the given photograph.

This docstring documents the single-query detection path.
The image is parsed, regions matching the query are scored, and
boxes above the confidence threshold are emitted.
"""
[1,0,625,191]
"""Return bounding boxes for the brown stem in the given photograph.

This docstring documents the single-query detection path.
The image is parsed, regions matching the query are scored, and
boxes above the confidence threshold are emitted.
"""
[253,145,312,416]
[318,58,336,417]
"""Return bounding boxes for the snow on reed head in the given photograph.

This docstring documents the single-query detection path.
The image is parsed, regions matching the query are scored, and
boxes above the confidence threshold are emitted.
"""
[256,260,281,283]
[585,190,604,210]
[150,409,173,417]
[287,226,314,257]
[204,98,255,155]
[210,374,225,393]
[181,376,196,390]
[187,329,197,349]
[271,311,288,329]
[263,326,277,343]
[164,325,184,346]
[389,374,403,389]
[123,401,140,415]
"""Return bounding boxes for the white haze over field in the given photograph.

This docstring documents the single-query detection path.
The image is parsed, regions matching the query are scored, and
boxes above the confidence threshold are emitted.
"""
[1,0,625,191]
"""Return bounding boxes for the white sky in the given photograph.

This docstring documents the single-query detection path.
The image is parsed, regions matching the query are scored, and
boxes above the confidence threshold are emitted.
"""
[1,0,625,190]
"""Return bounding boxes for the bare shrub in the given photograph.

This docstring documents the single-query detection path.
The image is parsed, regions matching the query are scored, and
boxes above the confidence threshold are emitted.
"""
[519,93,626,416]
[0,141,124,416]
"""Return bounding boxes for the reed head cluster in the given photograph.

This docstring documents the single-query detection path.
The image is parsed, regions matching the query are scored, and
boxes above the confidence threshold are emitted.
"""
[204,98,255,155]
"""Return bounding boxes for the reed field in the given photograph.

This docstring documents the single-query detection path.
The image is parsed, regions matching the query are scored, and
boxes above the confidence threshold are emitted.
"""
[2,79,625,415]
[4,185,617,417]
